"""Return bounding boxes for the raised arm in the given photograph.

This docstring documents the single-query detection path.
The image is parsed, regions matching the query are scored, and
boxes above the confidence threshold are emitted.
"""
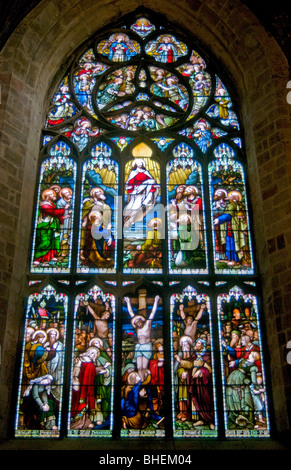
[178,303,186,321]
[195,303,207,322]
[124,297,134,318]
[149,295,160,321]
[86,303,99,320]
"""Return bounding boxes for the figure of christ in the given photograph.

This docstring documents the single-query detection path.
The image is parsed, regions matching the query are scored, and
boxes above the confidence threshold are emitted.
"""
[123,158,159,228]
[124,295,160,381]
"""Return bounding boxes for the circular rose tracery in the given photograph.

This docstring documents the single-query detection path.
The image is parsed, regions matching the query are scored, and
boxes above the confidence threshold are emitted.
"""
[95,64,191,131]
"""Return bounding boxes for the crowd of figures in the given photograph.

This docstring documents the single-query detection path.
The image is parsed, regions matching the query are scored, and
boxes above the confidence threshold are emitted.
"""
[69,291,114,433]
[16,287,115,436]
[32,150,75,272]
[171,292,216,436]
[16,286,268,437]
[171,289,269,436]
[219,294,268,433]
[32,141,253,278]
[16,14,270,441]
[17,290,67,434]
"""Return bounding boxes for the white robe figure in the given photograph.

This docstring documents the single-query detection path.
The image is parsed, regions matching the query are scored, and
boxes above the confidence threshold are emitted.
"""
[123,158,159,228]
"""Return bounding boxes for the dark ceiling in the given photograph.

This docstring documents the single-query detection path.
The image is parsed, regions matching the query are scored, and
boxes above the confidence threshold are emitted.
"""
[0,0,290,63]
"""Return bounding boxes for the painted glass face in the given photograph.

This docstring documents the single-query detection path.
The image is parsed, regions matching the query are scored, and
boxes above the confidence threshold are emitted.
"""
[19,12,270,440]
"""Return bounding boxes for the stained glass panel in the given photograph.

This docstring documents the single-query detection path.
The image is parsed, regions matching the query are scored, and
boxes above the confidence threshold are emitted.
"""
[77,143,118,273]
[149,66,189,111]
[106,104,179,131]
[167,143,207,274]
[209,144,253,274]
[68,286,115,436]
[170,286,217,437]
[73,49,108,118]
[145,35,187,63]
[97,33,140,62]
[218,286,270,437]
[206,76,240,129]
[123,143,162,273]
[30,141,76,273]
[60,117,100,152]
[177,51,212,117]
[15,285,68,437]
[46,78,78,127]
[96,66,137,111]
[121,290,164,437]
[179,119,227,152]
[131,17,155,37]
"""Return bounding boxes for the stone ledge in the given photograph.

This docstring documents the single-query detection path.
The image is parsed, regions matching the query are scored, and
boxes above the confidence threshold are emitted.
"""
[0,437,289,451]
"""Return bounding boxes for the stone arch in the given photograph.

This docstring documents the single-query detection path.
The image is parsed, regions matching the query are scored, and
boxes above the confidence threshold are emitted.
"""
[0,0,290,441]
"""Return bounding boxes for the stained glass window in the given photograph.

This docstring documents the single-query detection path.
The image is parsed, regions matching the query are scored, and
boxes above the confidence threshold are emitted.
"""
[167,144,207,274]
[15,10,270,440]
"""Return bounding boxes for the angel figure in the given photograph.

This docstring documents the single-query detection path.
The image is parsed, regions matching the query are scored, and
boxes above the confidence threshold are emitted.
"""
[98,33,140,62]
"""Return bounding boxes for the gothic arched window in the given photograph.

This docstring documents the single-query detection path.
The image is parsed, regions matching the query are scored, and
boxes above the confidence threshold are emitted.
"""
[14,10,271,440]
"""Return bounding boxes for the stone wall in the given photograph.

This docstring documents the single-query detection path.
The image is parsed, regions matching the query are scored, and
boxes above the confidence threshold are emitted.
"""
[0,0,290,442]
